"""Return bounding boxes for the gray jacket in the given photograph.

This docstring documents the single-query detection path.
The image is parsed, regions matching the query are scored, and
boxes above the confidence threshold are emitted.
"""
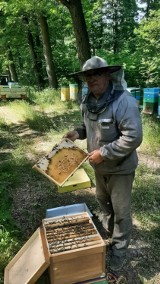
[75,89,143,174]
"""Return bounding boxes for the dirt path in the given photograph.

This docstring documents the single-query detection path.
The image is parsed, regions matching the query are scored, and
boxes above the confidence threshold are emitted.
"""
[138,151,160,170]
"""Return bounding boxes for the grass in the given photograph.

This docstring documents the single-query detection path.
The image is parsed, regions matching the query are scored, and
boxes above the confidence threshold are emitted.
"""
[0,90,160,283]
[140,114,160,155]
[133,164,160,240]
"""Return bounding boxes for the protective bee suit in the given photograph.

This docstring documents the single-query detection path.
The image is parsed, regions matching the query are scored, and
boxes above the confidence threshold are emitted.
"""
[66,56,143,271]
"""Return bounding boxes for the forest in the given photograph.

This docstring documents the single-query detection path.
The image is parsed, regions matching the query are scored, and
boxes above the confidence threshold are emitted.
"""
[0,1,160,283]
[0,0,160,90]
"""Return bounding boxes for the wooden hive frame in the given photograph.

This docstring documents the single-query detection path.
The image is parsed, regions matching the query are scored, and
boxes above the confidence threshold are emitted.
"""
[33,138,88,186]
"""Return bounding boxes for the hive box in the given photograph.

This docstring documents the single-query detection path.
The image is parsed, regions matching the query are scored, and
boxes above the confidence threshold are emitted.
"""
[43,213,106,284]
[4,212,106,284]
[46,203,93,218]
[143,102,158,115]
[143,87,160,114]
[58,168,91,193]
[127,87,143,106]
[33,139,88,186]
[143,87,160,95]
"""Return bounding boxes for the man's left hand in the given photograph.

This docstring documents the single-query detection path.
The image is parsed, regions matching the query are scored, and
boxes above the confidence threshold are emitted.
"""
[89,149,103,164]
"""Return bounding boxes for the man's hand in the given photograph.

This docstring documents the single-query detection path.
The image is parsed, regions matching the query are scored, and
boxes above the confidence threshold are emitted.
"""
[63,130,79,142]
[89,149,103,165]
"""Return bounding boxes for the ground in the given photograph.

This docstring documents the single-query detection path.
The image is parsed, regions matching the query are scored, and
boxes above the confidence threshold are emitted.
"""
[0,104,160,284]
[11,138,160,283]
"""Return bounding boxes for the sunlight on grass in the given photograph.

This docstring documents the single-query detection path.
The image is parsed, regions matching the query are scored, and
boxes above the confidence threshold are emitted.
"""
[0,116,5,125]
[133,164,160,226]
[0,100,32,124]
[0,91,80,129]
[140,115,160,155]
[28,87,79,112]
[28,88,60,104]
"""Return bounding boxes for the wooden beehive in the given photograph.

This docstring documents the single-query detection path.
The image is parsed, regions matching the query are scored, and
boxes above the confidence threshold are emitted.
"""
[4,213,106,284]
[33,138,88,186]
[43,212,106,284]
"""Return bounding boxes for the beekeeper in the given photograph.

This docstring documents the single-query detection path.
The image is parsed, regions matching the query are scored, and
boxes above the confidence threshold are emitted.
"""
[64,56,143,272]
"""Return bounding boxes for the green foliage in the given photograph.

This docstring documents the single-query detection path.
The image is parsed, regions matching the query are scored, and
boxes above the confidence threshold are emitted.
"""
[133,164,160,223]
[0,226,20,283]
[0,158,24,228]
[134,10,160,86]
[0,0,159,88]
[0,185,12,225]
[141,114,160,154]
[28,87,60,104]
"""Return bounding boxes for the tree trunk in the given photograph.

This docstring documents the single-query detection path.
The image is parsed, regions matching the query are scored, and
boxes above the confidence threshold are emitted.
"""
[22,16,45,89]
[7,47,18,82]
[111,1,119,54]
[38,13,58,89]
[58,0,91,67]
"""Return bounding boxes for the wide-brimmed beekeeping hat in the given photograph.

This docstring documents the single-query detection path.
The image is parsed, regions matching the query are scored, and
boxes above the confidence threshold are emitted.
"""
[70,56,127,91]
[70,56,121,76]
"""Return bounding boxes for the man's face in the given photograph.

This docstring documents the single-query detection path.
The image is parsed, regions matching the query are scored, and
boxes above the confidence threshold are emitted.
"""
[83,70,110,97]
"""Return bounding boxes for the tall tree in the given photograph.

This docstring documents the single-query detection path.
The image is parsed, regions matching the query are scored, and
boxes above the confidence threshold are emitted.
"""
[83,0,104,54]
[134,9,160,86]
[100,0,138,53]
[82,0,138,54]
[38,13,58,89]
[7,47,18,82]
[22,15,45,89]
[58,0,91,67]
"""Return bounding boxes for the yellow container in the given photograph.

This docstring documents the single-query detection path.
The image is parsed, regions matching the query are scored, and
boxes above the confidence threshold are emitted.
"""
[60,86,70,101]
[69,83,78,100]
[58,168,91,193]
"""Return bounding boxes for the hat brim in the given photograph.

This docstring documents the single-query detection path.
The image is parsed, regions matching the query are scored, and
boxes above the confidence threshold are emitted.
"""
[70,66,122,77]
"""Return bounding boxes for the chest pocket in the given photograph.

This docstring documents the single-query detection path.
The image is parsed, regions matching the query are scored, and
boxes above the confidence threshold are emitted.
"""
[98,118,120,143]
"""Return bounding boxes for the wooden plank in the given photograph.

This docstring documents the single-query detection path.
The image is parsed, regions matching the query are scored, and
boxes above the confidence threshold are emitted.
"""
[43,212,90,227]
[4,227,50,284]
[51,244,105,262]
[50,252,105,284]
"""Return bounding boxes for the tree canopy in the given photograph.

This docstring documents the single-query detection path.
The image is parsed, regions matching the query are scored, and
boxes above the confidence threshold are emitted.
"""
[0,0,159,88]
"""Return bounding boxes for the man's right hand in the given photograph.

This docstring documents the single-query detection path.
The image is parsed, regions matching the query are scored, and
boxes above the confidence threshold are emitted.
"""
[63,130,79,142]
